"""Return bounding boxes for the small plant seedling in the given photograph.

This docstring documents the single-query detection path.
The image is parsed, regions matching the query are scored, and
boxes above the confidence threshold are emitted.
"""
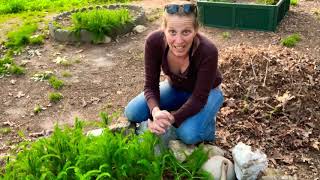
[29,34,45,45]
[31,71,53,81]
[0,55,24,76]
[48,76,64,90]
[48,92,63,103]
[61,71,72,77]
[290,0,298,6]
[0,127,11,135]
[281,33,301,47]
[222,31,231,39]
[33,104,43,114]
[53,56,72,66]
[99,111,111,125]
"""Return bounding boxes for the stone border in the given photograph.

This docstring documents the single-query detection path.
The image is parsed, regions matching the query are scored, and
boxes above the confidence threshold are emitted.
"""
[48,4,146,43]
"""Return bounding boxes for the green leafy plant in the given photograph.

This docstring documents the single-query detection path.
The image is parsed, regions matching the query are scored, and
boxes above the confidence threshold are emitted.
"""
[0,0,131,15]
[33,104,43,114]
[29,34,45,45]
[222,31,231,39]
[48,76,64,90]
[71,8,132,42]
[48,92,63,103]
[0,55,24,76]
[5,23,38,50]
[31,71,53,81]
[1,119,212,179]
[0,127,11,135]
[61,71,72,77]
[281,33,301,47]
[290,0,298,6]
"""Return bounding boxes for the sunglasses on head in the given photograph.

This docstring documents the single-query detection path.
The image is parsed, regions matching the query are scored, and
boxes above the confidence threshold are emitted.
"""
[164,4,197,15]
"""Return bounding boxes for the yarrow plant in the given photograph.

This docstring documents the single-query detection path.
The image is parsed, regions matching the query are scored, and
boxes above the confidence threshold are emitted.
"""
[1,120,213,179]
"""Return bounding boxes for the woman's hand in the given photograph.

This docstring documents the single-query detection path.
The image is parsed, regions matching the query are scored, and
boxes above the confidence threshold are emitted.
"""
[148,107,175,135]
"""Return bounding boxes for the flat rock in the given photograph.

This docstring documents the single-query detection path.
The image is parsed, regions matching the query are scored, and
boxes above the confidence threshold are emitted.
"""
[202,155,236,180]
[133,25,147,33]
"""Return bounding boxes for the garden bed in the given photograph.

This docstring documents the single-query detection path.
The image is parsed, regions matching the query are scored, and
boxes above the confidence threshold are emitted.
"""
[48,4,146,43]
[197,0,290,31]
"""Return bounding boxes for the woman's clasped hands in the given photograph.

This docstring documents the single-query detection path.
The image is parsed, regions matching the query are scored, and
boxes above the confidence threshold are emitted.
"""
[148,107,174,135]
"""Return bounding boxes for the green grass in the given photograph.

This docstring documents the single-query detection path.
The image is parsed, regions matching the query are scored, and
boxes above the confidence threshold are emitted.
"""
[256,0,279,5]
[48,92,63,103]
[0,127,11,135]
[48,76,64,90]
[290,0,298,6]
[281,33,301,47]
[61,71,72,77]
[29,34,45,45]
[0,55,24,76]
[1,120,212,179]
[71,8,132,42]
[0,0,131,15]
[4,23,39,50]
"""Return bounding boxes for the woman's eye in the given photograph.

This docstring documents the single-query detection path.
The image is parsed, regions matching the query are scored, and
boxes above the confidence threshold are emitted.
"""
[169,30,176,35]
[182,30,191,35]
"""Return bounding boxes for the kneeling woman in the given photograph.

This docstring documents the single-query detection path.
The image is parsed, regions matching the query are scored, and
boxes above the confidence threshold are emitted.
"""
[125,1,223,145]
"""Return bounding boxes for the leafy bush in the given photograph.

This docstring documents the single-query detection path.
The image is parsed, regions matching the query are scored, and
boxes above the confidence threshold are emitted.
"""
[48,92,63,103]
[5,23,38,50]
[290,0,298,6]
[281,33,301,47]
[71,8,132,42]
[1,120,212,179]
[0,55,24,75]
[48,76,64,90]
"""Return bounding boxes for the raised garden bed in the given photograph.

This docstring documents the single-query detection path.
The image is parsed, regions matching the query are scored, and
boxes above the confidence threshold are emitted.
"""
[197,0,290,31]
[48,4,146,43]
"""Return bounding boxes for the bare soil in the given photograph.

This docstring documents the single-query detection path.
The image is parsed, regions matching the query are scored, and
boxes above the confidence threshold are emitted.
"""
[0,0,319,179]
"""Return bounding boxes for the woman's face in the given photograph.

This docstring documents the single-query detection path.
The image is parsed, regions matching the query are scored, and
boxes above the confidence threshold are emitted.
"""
[164,15,197,58]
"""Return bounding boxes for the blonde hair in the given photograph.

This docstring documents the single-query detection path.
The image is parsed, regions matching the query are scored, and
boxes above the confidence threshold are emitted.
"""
[162,1,199,30]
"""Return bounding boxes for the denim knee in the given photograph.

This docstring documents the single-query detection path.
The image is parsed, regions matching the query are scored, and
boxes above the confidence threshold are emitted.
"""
[176,127,200,145]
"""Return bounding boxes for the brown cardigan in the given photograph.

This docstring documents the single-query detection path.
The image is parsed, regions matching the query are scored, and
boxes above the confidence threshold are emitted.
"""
[144,30,222,127]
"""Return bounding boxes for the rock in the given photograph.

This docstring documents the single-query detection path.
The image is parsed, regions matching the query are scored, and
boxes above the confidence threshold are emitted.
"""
[80,30,94,43]
[10,80,16,85]
[103,36,111,44]
[108,117,131,132]
[86,128,104,136]
[203,144,225,158]
[261,168,298,180]
[133,25,147,33]
[168,140,194,162]
[55,29,71,42]
[202,155,236,180]
[232,142,268,180]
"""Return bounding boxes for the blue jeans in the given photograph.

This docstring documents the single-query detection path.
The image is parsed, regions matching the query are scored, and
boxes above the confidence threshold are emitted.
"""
[124,81,224,145]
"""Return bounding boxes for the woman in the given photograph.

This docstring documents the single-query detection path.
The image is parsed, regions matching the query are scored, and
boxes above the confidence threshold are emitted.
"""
[125,1,223,145]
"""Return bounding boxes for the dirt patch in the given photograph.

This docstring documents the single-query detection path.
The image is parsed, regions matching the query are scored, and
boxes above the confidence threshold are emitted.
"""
[0,0,319,178]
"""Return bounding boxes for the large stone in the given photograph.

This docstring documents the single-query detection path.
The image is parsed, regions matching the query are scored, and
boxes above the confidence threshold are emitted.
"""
[232,142,268,180]
[202,155,236,180]
[168,140,194,162]
[203,144,225,158]
[133,25,147,33]
[79,30,94,43]
[55,29,71,42]
[261,168,298,180]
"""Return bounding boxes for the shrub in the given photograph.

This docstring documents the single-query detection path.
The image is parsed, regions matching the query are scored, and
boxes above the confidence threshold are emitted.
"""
[0,55,25,75]
[48,92,63,103]
[48,76,64,90]
[281,33,301,47]
[71,8,132,42]
[1,120,212,179]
